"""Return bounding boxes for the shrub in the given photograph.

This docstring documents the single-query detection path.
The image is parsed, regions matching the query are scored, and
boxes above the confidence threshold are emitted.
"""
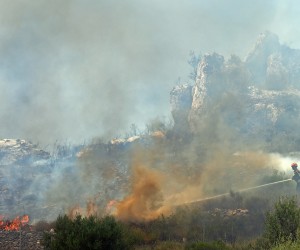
[154,241,184,250]
[271,239,300,250]
[43,215,130,250]
[185,241,230,250]
[264,196,300,246]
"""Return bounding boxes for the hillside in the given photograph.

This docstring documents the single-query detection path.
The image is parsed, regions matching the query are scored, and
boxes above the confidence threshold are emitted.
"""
[0,32,299,237]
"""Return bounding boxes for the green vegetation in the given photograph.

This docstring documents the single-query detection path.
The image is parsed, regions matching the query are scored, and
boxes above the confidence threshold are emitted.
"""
[272,240,300,250]
[43,215,131,250]
[185,241,230,250]
[41,195,300,250]
[264,196,300,245]
[249,196,300,249]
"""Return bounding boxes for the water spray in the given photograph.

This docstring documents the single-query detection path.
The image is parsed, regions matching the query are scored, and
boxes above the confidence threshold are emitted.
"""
[177,178,292,206]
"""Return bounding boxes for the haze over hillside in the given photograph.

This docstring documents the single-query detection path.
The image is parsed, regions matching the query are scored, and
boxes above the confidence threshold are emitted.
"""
[0,1,300,145]
[2,2,300,248]
[172,31,300,153]
[1,32,300,223]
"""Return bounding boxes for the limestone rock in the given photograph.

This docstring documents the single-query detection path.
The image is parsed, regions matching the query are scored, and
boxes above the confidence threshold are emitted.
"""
[170,32,300,151]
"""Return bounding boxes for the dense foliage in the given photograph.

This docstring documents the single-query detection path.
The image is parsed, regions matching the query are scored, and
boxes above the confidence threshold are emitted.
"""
[264,196,300,245]
[41,195,300,249]
[185,241,230,250]
[43,215,131,250]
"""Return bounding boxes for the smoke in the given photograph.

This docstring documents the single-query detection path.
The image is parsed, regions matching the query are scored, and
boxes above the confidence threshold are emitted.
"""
[111,144,288,221]
[38,126,295,222]
[0,0,299,145]
[115,164,169,221]
[1,1,299,223]
[270,153,300,173]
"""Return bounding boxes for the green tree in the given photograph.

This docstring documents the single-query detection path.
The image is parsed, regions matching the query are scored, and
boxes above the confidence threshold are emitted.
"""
[264,196,300,246]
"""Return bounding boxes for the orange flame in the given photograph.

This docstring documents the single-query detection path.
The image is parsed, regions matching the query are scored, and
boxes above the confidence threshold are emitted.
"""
[106,200,117,214]
[0,215,30,231]
[21,215,29,224]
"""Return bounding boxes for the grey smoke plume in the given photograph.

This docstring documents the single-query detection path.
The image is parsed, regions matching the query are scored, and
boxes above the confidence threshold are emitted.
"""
[0,0,299,144]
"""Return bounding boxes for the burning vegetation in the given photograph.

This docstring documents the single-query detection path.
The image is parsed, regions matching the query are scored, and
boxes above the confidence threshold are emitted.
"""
[0,215,29,231]
[115,164,169,221]
[2,32,300,249]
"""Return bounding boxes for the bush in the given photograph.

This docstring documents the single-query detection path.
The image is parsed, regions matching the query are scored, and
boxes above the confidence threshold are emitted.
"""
[185,241,230,250]
[154,241,185,250]
[43,215,130,250]
[264,196,300,246]
[271,239,300,250]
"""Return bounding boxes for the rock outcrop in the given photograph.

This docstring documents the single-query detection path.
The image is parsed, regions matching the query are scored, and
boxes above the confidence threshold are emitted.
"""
[170,31,300,151]
[170,84,193,132]
[245,31,300,89]
[0,139,50,165]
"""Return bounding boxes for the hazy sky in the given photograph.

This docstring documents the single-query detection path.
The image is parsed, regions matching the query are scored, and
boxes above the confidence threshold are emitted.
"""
[0,0,299,145]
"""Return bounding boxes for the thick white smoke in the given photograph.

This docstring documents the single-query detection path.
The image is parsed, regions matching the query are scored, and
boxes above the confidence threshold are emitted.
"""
[0,1,299,144]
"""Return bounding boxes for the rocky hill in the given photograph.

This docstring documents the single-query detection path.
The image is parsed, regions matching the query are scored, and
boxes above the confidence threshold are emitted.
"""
[171,31,300,152]
[1,32,299,225]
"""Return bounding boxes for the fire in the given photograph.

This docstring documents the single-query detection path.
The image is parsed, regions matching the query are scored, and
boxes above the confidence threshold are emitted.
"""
[0,215,30,231]
[114,165,171,221]
[106,200,117,214]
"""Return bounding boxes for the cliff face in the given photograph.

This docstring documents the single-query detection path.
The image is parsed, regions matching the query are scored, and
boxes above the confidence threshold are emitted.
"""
[170,84,193,132]
[171,32,300,151]
[245,31,300,89]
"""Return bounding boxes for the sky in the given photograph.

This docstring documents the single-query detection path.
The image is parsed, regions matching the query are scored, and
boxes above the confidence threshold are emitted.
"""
[0,0,299,146]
